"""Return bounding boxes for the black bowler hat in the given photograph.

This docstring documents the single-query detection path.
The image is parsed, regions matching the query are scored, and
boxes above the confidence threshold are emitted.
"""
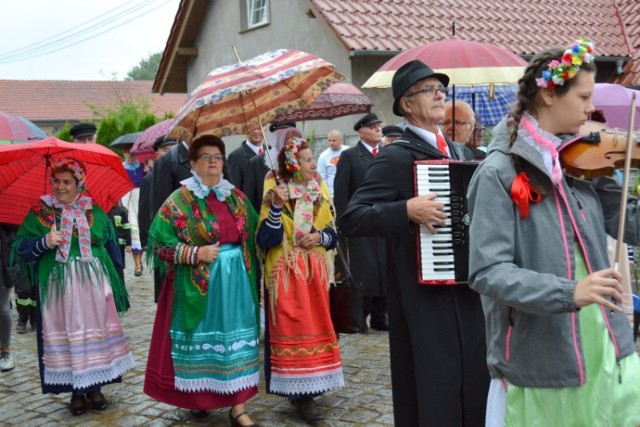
[269,122,296,132]
[353,113,382,132]
[382,125,404,137]
[152,136,178,151]
[70,122,97,138]
[392,60,450,117]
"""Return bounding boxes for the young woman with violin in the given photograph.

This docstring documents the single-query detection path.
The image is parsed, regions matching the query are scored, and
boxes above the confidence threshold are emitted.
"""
[468,39,640,426]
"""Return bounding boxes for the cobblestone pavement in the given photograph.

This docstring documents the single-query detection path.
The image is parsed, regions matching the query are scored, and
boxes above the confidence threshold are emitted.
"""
[0,255,393,426]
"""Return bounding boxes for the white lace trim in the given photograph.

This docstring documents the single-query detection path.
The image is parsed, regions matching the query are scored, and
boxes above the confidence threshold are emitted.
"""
[173,338,259,354]
[174,371,259,393]
[269,368,345,395]
[518,112,564,183]
[180,171,234,200]
[43,353,135,389]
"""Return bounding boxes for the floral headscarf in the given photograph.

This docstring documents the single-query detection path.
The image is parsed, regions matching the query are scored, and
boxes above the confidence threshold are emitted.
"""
[50,158,87,191]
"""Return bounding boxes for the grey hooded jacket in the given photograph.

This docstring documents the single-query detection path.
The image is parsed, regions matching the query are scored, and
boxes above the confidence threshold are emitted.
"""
[467,118,639,388]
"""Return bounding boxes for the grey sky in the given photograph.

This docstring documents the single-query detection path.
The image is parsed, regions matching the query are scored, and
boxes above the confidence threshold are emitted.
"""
[0,0,179,80]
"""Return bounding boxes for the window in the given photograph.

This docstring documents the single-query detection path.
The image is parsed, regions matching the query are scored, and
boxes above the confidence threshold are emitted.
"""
[246,0,269,29]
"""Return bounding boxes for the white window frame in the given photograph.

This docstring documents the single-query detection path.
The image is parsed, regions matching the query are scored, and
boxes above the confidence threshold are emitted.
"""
[246,0,269,29]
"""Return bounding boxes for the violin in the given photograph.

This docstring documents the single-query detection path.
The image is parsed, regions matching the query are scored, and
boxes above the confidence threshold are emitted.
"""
[559,121,639,179]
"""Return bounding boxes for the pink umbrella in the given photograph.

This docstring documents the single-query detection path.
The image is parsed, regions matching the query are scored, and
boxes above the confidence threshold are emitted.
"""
[592,83,640,129]
[0,111,47,143]
[130,118,175,155]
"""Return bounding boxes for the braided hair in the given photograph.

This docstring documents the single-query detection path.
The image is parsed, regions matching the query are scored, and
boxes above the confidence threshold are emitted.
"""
[509,46,597,194]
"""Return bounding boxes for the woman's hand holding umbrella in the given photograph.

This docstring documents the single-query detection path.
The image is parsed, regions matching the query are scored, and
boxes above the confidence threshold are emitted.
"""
[272,184,289,207]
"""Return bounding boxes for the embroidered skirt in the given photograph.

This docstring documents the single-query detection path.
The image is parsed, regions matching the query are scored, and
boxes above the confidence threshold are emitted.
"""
[266,249,344,395]
[144,244,259,410]
[40,258,135,391]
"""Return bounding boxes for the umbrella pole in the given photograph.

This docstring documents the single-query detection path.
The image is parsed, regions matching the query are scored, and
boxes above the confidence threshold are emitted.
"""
[232,45,280,184]
[452,86,456,141]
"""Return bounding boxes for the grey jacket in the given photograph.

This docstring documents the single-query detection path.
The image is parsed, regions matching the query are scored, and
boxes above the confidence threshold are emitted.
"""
[467,118,639,388]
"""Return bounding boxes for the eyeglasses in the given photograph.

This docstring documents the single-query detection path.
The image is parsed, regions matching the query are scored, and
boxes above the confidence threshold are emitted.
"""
[442,119,473,127]
[406,85,449,99]
[198,153,224,162]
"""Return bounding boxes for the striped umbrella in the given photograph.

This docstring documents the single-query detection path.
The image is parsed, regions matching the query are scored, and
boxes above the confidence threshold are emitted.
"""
[168,49,345,143]
[0,111,47,143]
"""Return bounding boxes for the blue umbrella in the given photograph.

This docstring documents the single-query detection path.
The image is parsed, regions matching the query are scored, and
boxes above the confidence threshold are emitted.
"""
[446,85,517,126]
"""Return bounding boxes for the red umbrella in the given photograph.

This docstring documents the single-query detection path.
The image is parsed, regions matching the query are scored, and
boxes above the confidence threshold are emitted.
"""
[0,111,47,143]
[363,38,528,87]
[0,137,134,225]
[273,82,372,122]
[130,118,175,155]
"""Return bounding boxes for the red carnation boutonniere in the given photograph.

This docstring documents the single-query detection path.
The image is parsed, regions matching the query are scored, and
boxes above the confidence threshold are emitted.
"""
[510,172,542,217]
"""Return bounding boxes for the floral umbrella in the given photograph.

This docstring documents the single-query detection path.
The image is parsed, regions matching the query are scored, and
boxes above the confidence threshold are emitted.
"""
[130,118,175,155]
[273,82,372,122]
[167,49,345,143]
[0,137,133,225]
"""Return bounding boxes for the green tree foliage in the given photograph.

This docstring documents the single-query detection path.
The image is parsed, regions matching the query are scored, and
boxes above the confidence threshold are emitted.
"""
[126,52,162,81]
[97,117,120,148]
[138,113,158,131]
[56,122,73,142]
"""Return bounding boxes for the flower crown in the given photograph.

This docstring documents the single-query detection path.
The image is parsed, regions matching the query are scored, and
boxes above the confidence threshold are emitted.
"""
[283,137,305,173]
[536,38,595,89]
[50,158,87,191]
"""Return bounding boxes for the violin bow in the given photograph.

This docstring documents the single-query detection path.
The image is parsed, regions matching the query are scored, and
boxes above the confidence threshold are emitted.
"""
[613,92,636,326]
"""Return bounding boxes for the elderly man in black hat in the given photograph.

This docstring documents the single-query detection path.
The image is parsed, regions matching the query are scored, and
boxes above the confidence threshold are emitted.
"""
[340,60,488,426]
[70,122,97,144]
[381,125,404,146]
[334,112,388,333]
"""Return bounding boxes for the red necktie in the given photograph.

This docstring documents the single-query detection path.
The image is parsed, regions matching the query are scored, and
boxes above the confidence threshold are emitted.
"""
[436,134,448,156]
[372,146,378,157]
[258,147,263,155]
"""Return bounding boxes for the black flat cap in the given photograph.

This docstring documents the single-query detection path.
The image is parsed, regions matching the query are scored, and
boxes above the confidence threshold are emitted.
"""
[382,125,404,137]
[153,136,178,151]
[392,60,449,117]
[70,122,97,138]
[269,122,296,132]
[353,113,382,131]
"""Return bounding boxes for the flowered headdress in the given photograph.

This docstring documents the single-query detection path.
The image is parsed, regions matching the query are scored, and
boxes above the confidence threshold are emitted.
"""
[536,38,595,89]
[50,158,87,191]
[283,136,306,174]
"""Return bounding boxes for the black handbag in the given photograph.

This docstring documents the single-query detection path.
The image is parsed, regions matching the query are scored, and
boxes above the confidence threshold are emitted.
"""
[0,226,25,290]
[329,244,364,334]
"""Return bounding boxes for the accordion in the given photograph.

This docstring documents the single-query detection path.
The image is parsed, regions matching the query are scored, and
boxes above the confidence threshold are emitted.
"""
[414,160,479,285]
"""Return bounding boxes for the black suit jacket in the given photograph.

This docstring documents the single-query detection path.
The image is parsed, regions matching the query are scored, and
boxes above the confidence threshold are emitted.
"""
[151,142,192,215]
[334,141,387,296]
[227,141,258,192]
[339,128,488,426]
[244,153,271,212]
[138,172,153,248]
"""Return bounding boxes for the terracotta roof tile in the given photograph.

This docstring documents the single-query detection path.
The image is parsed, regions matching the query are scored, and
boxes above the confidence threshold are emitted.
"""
[310,0,639,80]
[0,80,186,122]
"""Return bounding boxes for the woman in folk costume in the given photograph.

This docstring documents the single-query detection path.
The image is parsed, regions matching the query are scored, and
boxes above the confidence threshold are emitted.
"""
[12,158,134,416]
[467,38,640,426]
[144,135,261,427]
[257,135,344,424]
[120,142,147,276]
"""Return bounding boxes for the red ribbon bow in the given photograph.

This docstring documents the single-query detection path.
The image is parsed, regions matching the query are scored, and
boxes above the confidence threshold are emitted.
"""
[510,172,542,217]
